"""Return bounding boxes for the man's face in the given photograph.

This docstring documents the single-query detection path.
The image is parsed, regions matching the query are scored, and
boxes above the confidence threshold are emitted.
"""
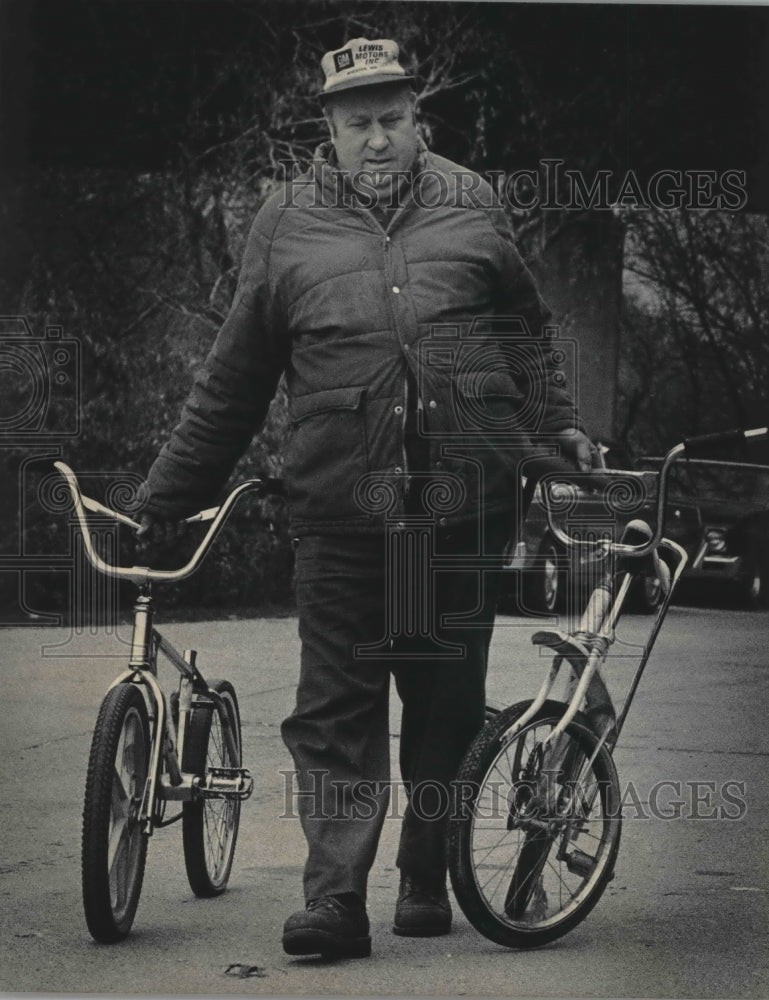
[325,84,419,199]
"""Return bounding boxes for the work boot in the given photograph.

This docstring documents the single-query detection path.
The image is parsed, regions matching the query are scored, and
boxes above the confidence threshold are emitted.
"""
[282,893,371,958]
[393,874,452,937]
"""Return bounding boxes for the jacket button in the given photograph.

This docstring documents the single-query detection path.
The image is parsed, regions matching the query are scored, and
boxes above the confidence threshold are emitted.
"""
[429,400,437,409]
[439,517,447,527]
[394,404,403,414]
[392,285,400,293]
[396,521,405,530]
[394,466,403,474]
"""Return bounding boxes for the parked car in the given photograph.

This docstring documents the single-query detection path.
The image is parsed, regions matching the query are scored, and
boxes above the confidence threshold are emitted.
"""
[636,457,769,609]
[499,444,663,615]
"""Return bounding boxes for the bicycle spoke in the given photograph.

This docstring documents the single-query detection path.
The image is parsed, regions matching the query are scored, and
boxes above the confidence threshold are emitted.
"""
[204,804,230,874]
[107,815,129,881]
[110,769,130,822]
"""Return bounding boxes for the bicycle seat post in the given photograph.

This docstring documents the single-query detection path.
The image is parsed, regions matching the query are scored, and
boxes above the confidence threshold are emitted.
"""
[128,584,154,671]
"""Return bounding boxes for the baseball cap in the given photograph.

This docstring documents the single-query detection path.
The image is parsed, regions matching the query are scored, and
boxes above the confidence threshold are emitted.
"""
[319,38,415,101]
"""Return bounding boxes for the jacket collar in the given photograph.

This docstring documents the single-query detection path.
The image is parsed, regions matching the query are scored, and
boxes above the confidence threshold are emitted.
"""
[310,136,430,211]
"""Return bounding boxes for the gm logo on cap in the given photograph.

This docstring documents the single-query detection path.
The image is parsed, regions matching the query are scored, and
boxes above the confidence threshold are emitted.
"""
[334,49,354,73]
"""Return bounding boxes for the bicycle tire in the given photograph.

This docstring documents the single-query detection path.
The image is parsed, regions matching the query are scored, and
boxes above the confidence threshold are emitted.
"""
[449,699,621,949]
[182,679,242,896]
[82,683,150,943]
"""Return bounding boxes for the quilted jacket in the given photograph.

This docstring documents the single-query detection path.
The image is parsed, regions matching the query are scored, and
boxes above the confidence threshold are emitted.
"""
[143,141,581,532]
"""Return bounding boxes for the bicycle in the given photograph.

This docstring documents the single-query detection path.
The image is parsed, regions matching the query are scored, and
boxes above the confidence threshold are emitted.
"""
[448,426,768,949]
[55,461,278,943]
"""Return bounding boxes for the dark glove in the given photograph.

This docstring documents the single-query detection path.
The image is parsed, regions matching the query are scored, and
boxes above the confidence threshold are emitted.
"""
[135,511,188,548]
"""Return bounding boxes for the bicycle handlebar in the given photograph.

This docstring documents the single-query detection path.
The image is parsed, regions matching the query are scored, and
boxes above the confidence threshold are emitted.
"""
[54,461,277,585]
[56,424,769,577]
[539,425,768,558]
[682,425,768,458]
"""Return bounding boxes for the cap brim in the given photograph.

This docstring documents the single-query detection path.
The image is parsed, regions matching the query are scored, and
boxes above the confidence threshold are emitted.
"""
[319,74,416,102]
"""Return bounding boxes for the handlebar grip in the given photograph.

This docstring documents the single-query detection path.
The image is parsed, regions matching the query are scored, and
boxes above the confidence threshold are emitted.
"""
[682,426,768,457]
[260,477,285,497]
[524,456,610,490]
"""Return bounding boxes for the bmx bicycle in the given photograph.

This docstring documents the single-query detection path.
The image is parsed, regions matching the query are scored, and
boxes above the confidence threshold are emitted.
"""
[55,461,276,943]
[448,426,768,949]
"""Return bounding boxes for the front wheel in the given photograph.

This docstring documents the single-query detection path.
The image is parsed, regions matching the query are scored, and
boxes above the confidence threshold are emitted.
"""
[449,699,621,949]
[82,683,151,943]
[182,679,243,896]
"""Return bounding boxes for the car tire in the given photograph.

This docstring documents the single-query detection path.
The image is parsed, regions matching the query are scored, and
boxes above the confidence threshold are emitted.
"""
[495,573,518,615]
[738,557,766,610]
[634,572,664,614]
[528,538,566,614]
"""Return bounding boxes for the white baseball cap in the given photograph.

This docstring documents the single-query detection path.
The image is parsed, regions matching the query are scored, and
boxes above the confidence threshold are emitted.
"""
[319,38,415,100]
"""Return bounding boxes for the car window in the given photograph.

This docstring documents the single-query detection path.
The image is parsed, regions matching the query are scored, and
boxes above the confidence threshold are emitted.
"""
[638,458,769,510]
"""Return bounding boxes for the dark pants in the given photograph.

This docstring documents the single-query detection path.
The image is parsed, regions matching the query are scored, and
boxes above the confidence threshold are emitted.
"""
[280,506,513,902]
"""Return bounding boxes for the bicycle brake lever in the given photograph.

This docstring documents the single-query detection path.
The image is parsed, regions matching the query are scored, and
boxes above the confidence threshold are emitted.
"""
[183,507,219,524]
[81,495,142,531]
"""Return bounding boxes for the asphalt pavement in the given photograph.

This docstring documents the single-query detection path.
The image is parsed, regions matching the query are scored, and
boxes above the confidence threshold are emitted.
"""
[1,605,767,998]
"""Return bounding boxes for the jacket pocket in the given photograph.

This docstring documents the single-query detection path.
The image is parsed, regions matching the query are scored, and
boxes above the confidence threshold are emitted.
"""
[451,372,524,435]
[285,385,369,521]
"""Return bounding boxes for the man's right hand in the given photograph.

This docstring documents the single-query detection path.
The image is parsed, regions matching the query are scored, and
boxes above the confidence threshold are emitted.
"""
[135,512,189,547]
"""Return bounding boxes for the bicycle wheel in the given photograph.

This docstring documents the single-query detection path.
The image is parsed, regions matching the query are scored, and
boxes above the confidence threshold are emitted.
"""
[182,679,242,896]
[449,699,621,949]
[82,683,151,943]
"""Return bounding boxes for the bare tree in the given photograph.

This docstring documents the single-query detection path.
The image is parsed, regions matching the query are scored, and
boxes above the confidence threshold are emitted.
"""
[619,209,769,454]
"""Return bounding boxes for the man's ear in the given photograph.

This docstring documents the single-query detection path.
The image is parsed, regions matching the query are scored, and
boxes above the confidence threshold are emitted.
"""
[323,104,337,140]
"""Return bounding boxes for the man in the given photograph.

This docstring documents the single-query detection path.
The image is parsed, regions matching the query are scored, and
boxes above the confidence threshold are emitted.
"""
[139,38,593,959]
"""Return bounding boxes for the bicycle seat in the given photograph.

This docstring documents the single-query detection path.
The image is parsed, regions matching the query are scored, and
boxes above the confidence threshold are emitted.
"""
[531,630,590,672]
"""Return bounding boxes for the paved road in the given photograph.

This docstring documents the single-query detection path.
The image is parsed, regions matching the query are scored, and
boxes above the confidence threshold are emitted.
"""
[1,606,767,997]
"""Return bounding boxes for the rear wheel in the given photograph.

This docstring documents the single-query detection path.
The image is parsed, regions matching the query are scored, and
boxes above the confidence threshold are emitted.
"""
[82,683,150,943]
[182,679,242,896]
[449,699,621,949]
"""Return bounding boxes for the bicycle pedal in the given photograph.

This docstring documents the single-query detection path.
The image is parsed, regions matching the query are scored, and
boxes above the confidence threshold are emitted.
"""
[199,766,254,800]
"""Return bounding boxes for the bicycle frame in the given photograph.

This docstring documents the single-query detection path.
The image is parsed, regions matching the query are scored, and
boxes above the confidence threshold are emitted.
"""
[499,427,768,753]
[55,461,268,833]
[104,589,250,834]
[448,425,768,951]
